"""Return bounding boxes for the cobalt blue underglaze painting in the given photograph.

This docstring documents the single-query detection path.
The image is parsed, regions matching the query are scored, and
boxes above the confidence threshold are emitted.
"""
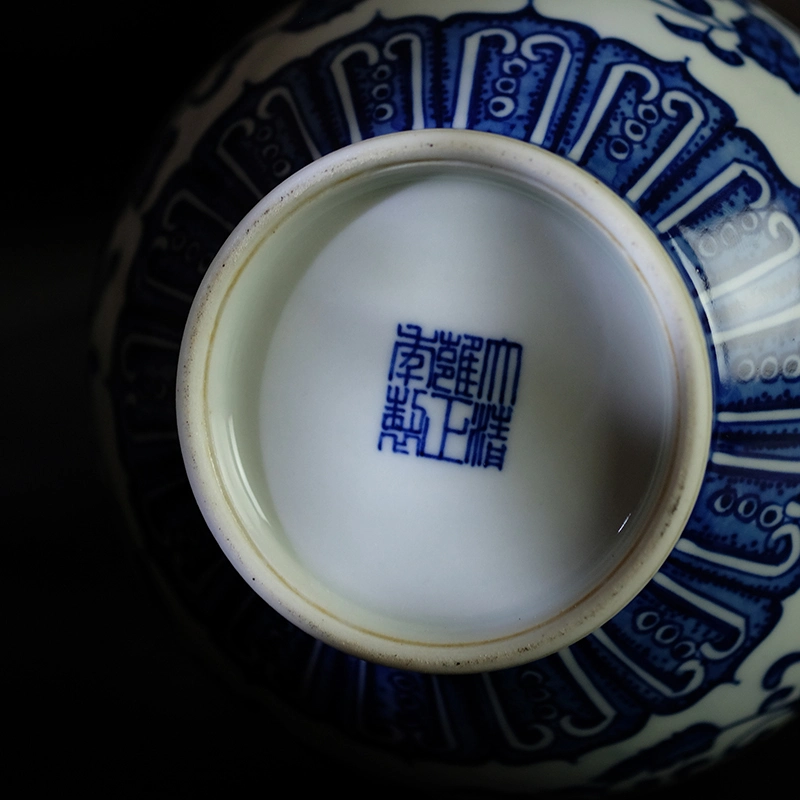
[95,0,799,792]
[379,324,522,469]
[653,0,800,88]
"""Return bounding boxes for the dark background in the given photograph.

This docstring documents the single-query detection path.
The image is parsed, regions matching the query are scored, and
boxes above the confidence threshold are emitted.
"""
[4,1,798,796]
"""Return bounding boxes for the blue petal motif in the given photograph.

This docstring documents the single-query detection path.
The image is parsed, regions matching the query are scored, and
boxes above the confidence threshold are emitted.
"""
[702,29,746,65]
[733,14,800,93]
[674,0,714,15]
[657,14,707,42]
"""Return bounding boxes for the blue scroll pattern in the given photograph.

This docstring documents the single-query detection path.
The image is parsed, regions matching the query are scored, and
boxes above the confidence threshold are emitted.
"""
[102,0,800,780]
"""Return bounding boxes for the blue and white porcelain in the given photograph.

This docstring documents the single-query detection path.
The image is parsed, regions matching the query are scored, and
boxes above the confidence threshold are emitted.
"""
[93,0,800,795]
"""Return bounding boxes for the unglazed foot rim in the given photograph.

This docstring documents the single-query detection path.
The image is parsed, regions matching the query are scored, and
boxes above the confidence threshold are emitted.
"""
[177,129,713,673]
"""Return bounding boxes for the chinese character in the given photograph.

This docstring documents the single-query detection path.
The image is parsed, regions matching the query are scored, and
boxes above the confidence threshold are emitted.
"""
[388,324,438,386]
[379,323,522,471]
[479,338,522,405]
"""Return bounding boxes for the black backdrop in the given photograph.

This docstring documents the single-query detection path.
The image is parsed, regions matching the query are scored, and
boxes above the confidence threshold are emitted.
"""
[4,1,798,796]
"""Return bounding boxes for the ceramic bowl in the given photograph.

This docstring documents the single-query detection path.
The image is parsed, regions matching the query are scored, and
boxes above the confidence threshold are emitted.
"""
[93,0,800,794]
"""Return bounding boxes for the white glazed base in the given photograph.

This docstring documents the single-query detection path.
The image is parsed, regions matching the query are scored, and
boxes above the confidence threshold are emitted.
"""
[178,130,712,671]
[261,169,669,637]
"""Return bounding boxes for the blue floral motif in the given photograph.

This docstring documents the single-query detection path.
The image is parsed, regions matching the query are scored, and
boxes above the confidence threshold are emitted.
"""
[733,13,800,92]
[654,0,800,91]
[657,14,745,65]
